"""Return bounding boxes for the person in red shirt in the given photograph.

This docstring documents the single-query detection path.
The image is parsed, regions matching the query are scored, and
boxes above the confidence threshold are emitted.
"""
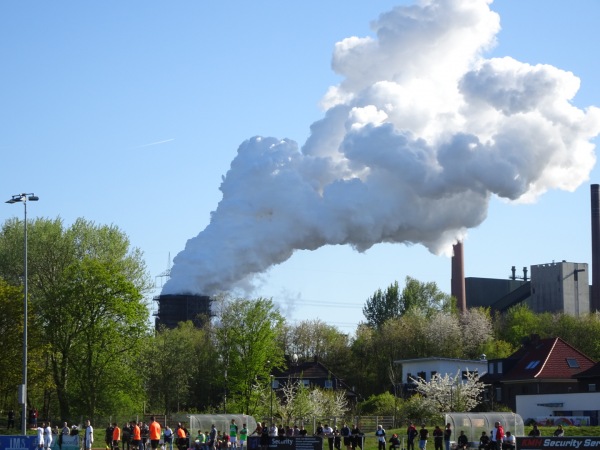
[149,417,161,450]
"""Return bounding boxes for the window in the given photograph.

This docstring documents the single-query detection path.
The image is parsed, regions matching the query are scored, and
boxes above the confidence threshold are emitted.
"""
[431,371,438,379]
[589,384,596,392]
[302,380,310,387]
[324,380,333,389]
[495,387,502,401]
[462,371,469,380]
[566,358,580,368]
[488,363,495,375]
[525,360,540,370]
[497,362,503,374]
[272,379,280,389]
[407,373,413,383]
[417,371,426,380]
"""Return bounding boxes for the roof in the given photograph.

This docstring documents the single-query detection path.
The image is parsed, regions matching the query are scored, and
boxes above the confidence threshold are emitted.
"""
[395,357,487,364]
[272,358,356,395]
[500,337,595,381]
[574,361,600,379]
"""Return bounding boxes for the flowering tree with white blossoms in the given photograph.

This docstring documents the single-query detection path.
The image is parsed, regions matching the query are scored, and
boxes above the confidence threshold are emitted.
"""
[412,370,485,412]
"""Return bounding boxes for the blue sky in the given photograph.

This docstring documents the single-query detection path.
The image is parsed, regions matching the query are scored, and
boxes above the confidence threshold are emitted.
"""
[2,1,600,334]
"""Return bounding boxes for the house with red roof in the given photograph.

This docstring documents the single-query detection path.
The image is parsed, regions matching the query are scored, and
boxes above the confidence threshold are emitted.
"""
[481,335,596,412]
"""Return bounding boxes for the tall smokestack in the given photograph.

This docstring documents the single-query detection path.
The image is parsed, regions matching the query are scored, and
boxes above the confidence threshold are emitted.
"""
[451,241,467,313]
[591,184,600,311]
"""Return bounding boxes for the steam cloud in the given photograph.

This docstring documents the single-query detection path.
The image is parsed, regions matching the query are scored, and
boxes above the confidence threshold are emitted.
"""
[162,0,600,296]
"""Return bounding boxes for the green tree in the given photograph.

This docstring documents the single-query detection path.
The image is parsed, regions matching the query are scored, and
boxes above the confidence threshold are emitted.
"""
[400,276,452,316]
[363,281,401,329]
[363,277,452,329]
[0,279,28,402]
[496,304,545,347]
[214,297,285,414]
[145,321,216,413]
[0,217,151,420]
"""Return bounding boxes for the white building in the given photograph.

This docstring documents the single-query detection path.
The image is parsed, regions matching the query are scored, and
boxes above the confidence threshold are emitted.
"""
[395,356,488,385]
[515,392,600,424]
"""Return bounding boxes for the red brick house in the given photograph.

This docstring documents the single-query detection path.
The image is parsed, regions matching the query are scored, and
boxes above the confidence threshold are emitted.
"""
[481,335,596,411]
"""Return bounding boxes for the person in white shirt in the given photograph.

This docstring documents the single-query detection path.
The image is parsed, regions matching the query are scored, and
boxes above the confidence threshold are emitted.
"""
[84,420,94,450]
[44,423,53,450]
[37,424,45,449]
[324,424,334,450]
[502,432,515,450]
[269,424,278,437]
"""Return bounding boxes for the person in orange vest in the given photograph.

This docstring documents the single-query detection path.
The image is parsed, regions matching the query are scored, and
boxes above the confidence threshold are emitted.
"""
[149,417,162,450]
[113,423,121,450]
[176,424,187,450]
[131,421,142,450]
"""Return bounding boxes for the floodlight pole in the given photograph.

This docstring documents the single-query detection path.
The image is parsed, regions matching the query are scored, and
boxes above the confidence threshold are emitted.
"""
[5,193,39,435]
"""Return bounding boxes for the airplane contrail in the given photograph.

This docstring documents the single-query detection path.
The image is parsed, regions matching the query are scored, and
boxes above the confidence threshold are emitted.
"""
[136,138,175,148]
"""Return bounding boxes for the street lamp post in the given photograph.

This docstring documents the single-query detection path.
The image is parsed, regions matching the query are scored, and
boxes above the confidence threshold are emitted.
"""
[5,193,39,435]
[270,375,274,424]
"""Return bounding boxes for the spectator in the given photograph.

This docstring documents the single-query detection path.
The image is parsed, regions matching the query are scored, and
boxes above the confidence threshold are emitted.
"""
[478,431,489,450]
[163,426,173,450]
[324,424,334,450]
[84,420,94,450]
[375,425,386,450]
[351,424,364,450]
[113,423,121,450]
[528,425,540,437]
[106,424,115,450]
[37,423,45,450]
[407,424,418,450]
[433,426,443,450]
[553,425,564,437]
[239,424,248,449]
[122,423,132,450]
[502,432,515,450]
[340,424,351,450]
[149,417,161,450]
[7,410,15,430]
[489,422,504,450]
[176,424,187,450]
[389,434,401,450]
[457,431,469,450]
[44,422,53,450]
[333,427,341,450]
[444,424,452,450]
[131,421,141,450]
[229,420,238,449]
[419,425,428,450]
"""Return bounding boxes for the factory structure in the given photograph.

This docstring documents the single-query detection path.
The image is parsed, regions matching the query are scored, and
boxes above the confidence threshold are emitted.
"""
[154,184,600,330]
[452,184,600,316]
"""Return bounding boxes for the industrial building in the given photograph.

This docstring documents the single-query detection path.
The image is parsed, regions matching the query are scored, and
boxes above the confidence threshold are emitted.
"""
[452,184,600,316]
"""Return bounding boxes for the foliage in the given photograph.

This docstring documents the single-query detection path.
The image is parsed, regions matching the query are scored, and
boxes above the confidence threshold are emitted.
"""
[214,297,285,414]
[0,217,151,420]
[363,281,402,329]
[412,370,485,412]
[358,392,397,415]
[363,277,452,329]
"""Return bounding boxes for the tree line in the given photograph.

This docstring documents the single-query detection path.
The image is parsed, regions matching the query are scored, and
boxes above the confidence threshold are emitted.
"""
[2,217,600,423]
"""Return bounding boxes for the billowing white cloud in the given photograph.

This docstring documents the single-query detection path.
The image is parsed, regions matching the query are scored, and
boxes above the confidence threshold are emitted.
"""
[162,0,600,296]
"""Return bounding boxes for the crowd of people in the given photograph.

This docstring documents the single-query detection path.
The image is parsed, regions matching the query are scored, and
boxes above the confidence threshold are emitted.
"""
[10,414,571,450]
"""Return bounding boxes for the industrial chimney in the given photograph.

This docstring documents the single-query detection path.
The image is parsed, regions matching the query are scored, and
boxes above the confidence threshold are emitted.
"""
[591,184,600,311]
[451,241,467,313]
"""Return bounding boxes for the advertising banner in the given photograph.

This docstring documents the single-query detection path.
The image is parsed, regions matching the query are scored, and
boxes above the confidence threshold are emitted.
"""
[248,436,323,450]
[0,434,79,450]
[517,437,600,450]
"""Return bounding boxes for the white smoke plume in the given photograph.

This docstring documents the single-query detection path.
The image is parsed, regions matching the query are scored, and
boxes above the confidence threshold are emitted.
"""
[162,0,600,296]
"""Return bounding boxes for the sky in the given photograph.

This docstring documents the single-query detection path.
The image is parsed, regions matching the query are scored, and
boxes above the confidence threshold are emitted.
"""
[2,0,600,335]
